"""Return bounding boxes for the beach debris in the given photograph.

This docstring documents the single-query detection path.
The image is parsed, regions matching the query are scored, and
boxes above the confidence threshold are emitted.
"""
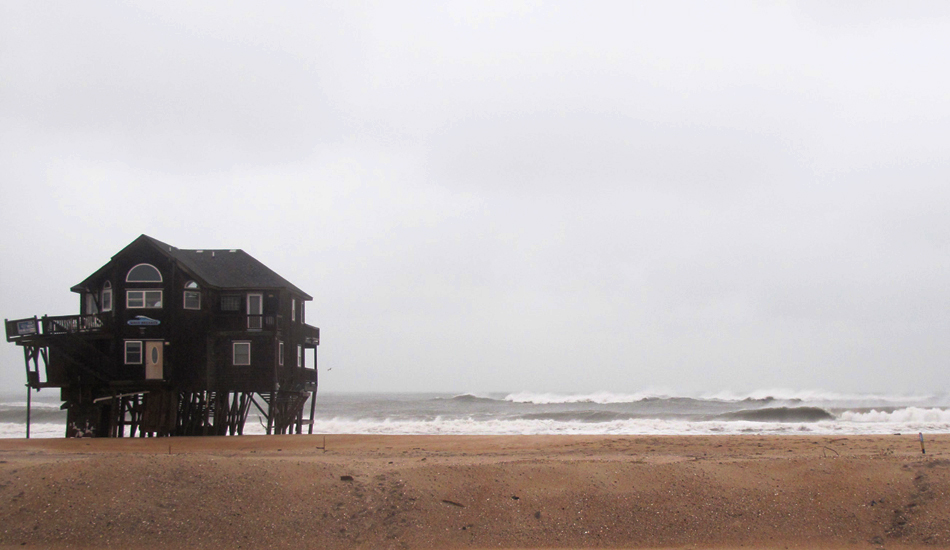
[919,432,926,454]
[442,499,465,508]
[511,495,520,500]
[534,511,542,519]
[821,446,839,458]
[340,475,354,482]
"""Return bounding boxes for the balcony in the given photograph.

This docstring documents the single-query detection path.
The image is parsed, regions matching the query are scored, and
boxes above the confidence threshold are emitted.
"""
[302,324,320,347]
[6,314,111,342]
[281,365,318,392]
[213,313,277,332]
[211,314,319,344]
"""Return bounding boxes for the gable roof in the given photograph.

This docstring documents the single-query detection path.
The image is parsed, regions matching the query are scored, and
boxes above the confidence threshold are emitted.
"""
[72,235,312,300]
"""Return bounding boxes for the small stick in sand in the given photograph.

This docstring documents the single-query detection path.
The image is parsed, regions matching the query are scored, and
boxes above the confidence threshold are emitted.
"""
[919,432,925,454]
[821,446,839,458]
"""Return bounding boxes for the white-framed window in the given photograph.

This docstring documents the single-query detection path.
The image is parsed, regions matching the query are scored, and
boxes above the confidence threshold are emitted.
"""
[233,342,251,366]
[127,290,163,308]
[101,281,113,312]
[291,299,296,322]
[297,344,303,368]
[184,282,201,310]
[184,292,201,310]
[278,341,284,366]
[247,293,263,329]
[126,263,162,283]
[125,341,143,364]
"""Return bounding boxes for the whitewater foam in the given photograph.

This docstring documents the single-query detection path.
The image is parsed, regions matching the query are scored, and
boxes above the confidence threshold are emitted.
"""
[4,392,949,438]
[297,416,950,436]
[0,401,64,410]
[504,391,673,404]
[839,407,950,423]
[700,389,937,404]
[502,389,943,406]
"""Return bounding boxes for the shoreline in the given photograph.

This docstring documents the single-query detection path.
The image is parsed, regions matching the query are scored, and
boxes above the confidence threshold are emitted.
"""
[1,434,948,548]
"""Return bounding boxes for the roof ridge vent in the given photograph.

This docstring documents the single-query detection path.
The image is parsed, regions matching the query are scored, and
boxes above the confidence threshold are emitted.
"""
[229,249,237,253]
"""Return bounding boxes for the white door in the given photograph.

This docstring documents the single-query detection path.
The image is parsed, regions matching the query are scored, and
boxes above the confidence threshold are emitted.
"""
[145,341,163,380]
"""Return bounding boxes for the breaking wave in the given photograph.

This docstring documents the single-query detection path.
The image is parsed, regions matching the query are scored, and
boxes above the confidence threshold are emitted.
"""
[503,389,943,406]
[445,394,498,403]
[504,391,673,404]
[0,401,63,410]
[4,393,949,438]
[517,411,640,423]
[700,389,937,404]
[839,407,950,423]
[714,407,835,423]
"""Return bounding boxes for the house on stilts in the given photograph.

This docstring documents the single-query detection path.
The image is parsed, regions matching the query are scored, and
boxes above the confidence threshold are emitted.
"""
[4,235,320,438]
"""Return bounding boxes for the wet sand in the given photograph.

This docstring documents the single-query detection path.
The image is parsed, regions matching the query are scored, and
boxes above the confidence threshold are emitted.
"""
[1,434,948,549]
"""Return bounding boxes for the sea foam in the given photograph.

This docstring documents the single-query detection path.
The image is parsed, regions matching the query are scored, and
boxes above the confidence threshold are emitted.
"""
[839,407,950,423]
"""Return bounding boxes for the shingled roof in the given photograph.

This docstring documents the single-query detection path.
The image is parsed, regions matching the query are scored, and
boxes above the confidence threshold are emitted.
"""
[72,235,312,300]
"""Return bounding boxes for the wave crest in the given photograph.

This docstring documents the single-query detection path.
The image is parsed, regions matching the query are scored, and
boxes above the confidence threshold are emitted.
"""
[701,389,936,403]
[447,394,499,403]
[714,407,834,422]
[504,391,670,404]
[839,407,950,423]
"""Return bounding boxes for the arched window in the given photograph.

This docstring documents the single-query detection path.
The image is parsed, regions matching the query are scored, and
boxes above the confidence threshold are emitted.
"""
[126,263,162,283]
[101,281,113,312]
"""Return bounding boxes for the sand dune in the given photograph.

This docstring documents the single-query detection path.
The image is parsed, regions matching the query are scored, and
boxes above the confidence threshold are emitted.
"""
[1,434,948,549]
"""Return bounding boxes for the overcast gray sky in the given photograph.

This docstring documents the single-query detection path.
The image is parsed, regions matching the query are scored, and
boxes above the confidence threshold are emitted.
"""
[2,1,949,396]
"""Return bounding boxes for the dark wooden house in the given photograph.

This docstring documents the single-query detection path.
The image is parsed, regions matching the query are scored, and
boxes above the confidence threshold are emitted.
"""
[5,235,320,437]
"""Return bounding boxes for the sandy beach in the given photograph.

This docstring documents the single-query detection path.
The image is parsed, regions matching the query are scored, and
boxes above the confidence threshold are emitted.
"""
[0,434,948,549]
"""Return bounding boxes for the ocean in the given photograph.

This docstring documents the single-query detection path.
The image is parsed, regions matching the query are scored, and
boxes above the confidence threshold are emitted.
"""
[3,389,950,439]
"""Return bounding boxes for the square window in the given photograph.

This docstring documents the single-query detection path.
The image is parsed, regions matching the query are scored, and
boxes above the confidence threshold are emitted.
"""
[125,341,143,364]
[221,295,241,312]
[144,291,162,308]
[127,291,145,308]
[127,290,162,309]
[184,291,201,310]
[233,342,251,366]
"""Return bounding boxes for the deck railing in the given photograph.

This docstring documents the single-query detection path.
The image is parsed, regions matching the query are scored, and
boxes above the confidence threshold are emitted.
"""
[302,324,320,346]
[5,314,110,342]
[279,366,318,392]
[213,314,280,332]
